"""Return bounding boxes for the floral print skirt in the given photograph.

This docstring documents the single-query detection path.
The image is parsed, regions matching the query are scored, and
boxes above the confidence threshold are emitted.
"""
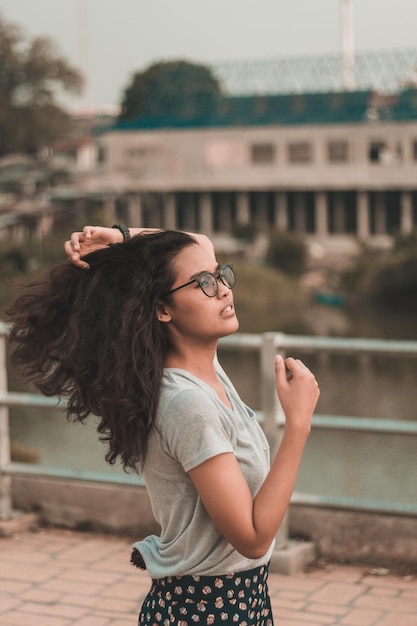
[138,562,273,625]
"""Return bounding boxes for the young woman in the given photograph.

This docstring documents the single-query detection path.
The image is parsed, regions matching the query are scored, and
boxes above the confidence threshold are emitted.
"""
[8,225,319,626]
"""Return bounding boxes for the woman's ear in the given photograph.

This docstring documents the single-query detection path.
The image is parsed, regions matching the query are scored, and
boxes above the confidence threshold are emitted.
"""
[156,302,172,323]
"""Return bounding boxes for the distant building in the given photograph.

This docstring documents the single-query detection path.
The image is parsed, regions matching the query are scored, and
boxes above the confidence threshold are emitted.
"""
[87,88,417,243]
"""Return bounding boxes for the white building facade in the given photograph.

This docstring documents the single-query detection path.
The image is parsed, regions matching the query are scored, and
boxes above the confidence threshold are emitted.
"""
[98,91,417,242]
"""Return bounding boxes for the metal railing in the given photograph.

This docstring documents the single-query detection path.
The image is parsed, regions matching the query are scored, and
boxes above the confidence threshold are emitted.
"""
[2,322,417,522]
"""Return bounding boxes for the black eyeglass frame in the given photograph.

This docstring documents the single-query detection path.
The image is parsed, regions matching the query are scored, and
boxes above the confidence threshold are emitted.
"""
[163,264,235,298]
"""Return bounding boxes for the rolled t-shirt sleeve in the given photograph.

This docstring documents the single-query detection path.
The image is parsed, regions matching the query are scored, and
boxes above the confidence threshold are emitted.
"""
[159,389,234,472]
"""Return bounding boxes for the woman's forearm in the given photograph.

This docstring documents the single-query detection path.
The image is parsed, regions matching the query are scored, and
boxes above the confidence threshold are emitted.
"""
[251,427,309,554]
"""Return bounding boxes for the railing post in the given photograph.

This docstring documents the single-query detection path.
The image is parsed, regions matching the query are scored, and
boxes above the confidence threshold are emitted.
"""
[0,326,12,520]
[260,332,288,548]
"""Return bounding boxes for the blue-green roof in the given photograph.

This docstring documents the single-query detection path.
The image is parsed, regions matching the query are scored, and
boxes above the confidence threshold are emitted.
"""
[111,89,417,132]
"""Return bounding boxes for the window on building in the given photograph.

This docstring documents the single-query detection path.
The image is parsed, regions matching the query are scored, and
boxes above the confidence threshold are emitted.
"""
[328,140,349,163]
[368,141,387,163]
[288,142,312,164]
[251,143,275,164]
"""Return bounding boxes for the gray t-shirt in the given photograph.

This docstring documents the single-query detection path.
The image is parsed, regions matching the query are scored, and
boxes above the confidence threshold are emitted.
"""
[133,358,274,578]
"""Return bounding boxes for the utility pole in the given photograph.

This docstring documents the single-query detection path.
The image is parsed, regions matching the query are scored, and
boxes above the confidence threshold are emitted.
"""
[340,0,356,91]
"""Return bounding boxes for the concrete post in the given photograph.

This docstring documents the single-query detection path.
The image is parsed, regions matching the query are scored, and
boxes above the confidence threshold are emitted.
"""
[333,192,346,233]
[274,192,288,231]
[357,191,370,239]
[294,193,306,234]
[236,191,250,225]
[199,193,213,236]
[315,191,328,237]
[260,333,288,548]
[400,191,413,235]
[128,194,143,227]
[374,192,386,235]
[104,193,116,225]
[0,328,12,520]
[256,193,269,229]
[217,194,233,233]
[163,193,177,230]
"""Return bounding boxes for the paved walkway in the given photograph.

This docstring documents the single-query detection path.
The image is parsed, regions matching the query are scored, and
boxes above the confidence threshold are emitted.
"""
[1,528,417,626]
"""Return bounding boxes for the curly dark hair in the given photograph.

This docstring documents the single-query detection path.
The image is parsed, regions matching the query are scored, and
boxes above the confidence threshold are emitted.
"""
[7,230,196,472]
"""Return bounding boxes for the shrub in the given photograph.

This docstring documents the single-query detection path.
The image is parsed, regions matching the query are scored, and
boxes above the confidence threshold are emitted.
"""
[266,230,307,276]
[232,222,258,243]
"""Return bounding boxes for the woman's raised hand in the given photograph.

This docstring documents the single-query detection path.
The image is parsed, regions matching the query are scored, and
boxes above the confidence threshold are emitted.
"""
[274,355,320,437]
[64,226,122,269]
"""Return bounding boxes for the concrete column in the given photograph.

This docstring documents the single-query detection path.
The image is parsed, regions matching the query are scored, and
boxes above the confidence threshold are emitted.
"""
[357,191,370,239]
[0,331,11,520]
[374,192,386,235]
[217,194,233,232]
[294,192,306,233]
[163,193,177,230]
[315,191,328,237]
[236,191,250,224]
[199,192,213,236]
[182,195,196,231]
[103,193,116,225]
[333,192,345,233]
[256,192,269,229]
[127,193,142,227]
[274,192,288,230]
[400,191,413,235]
[261,334,287,547]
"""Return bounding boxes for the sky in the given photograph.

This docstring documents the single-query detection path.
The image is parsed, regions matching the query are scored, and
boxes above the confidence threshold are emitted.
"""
[0,0,416,110]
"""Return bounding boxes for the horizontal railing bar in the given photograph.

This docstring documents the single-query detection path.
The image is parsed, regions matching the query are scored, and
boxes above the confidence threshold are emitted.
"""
[275,335,417,354]
[256,412,417,434]
[312,414,417,434]
[291,492,417,516]
[0,392,65,408]
[6,462,145,486]
[220,333,417,355]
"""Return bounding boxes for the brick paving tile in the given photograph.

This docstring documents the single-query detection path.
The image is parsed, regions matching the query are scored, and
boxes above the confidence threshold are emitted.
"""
[309,603,350,616]
[0,581,31,594]
[340,608,384,625]
[308,566,365,584]
[278,607,338,624]
[268,572,326,592]
[0,562,61,583]
[58,567,126,585]
[17,600,88,620]
[355,593,417,613]
[309,581,368,605]
[0,597,21,613]
[67,618,110,626]
[0,610,71,626]
[376,615,417,626]
[40,579,105,596]
[368,586,401,597]
[20,588,63,603]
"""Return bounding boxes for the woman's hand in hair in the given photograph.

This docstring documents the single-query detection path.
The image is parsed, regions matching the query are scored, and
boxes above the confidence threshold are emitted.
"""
[65,226,122,269]
[65,225,216,269]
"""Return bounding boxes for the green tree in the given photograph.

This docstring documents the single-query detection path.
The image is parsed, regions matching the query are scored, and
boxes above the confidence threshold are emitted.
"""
[266,230,307,276]
[0,13,82,156]
[119,60,223,121]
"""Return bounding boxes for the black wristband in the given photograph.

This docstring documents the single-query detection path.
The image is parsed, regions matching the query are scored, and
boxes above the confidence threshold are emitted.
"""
[112,224,131,242]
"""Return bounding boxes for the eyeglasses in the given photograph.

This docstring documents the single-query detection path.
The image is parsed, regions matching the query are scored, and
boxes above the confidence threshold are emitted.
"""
[164,264,235,298]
